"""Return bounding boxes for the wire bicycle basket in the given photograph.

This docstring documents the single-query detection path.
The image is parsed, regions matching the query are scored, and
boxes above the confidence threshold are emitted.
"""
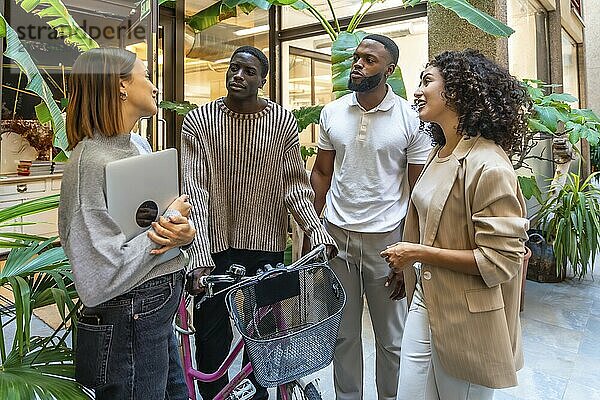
[226,261,346,387]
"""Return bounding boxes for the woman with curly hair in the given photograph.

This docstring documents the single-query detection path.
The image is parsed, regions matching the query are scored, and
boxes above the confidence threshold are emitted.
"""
[380,49,530,399]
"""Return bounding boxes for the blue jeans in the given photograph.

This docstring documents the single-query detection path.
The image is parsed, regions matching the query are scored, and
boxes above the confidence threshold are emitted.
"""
[75,270,188,400]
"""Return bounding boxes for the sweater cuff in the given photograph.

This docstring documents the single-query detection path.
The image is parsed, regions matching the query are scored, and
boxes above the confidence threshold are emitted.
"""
[163,209,182,219]
[309,227,337,250]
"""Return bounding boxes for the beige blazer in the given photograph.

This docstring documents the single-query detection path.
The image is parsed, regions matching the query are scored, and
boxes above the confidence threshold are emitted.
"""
[403,135,529,388]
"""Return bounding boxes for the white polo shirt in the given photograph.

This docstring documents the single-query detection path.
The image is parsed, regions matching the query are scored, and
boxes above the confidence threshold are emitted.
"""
[318,85,432,233]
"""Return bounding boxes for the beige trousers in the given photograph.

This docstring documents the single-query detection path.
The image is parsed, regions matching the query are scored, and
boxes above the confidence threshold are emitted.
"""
[326,221,407,400]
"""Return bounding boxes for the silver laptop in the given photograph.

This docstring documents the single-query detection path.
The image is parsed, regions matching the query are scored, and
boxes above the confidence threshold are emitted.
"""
[105,148,181,264]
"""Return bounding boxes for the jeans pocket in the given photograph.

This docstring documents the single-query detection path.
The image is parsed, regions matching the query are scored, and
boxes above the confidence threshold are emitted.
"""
[140,284,172,316]
[75,322,113,388]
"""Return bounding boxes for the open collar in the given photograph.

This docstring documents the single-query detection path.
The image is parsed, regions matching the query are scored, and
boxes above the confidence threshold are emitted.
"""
[349,84,396,112]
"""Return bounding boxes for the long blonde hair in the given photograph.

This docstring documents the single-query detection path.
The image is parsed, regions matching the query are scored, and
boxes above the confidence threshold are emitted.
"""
[66,48,137,150]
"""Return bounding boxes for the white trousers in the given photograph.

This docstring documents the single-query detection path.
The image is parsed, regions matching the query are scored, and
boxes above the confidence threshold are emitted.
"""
[397,282,495,400]
[326,221,407,400]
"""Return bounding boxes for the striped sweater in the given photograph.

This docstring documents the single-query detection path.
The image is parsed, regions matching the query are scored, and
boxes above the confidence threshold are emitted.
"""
[181,98,335,269]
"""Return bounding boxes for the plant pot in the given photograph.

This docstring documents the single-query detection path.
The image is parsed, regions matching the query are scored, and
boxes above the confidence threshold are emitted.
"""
[520,246,531,312]
[525,229,565,283]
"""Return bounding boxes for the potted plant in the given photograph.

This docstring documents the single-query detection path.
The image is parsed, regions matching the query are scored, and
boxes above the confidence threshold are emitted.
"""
[0,195,90,399]
[532,169,600,280]
[512,80,600,283]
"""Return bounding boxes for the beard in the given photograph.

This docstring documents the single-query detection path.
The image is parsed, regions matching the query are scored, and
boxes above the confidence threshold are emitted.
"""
[348,71,385,92]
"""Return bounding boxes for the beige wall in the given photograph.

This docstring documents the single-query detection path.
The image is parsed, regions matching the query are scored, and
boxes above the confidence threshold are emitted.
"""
[559,0,584,42]
[584,0,600,112]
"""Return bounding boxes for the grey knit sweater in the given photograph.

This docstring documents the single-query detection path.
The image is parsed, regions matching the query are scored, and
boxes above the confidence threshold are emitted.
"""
[181,98,335,269]
[58,133,185,307]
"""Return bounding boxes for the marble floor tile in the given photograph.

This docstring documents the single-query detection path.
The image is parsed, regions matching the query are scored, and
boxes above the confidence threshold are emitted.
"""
[494,391,523,400]
[570,355,600,390]
[500,367,567,400]
[562,382,600,399]
[521,296,591,331]
[591,299,600,317]
[520,318,583,354]
[522,340,577,379]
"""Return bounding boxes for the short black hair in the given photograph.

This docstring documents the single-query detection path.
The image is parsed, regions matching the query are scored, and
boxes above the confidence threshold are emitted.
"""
[231,46,269,78]
[362,34,399,66]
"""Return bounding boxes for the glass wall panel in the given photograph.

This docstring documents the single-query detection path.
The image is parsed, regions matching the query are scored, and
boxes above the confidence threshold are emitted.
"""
[282,0,408,30]
[183,5,269,106]
[507,0,543,80]
[1,0,152,172]
[281,17,428,148]
[562,29,579,107]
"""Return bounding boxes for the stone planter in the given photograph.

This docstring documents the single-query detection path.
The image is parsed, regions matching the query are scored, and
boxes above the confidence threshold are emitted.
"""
[525,229,565,283]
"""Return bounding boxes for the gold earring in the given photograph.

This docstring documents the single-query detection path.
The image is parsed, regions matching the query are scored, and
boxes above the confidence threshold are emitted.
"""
[120,91,128,101]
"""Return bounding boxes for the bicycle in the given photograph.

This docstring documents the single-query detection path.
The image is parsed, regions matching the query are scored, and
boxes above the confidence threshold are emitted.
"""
[174,244,346,400]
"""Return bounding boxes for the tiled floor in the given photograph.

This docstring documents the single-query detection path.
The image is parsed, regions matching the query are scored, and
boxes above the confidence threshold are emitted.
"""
[9,273,600,399]
[296,274,600,400]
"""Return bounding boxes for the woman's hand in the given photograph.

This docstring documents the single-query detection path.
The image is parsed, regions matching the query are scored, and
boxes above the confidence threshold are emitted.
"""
[148,215,196,255]
[380,242,420,273]
[167,194,192,218]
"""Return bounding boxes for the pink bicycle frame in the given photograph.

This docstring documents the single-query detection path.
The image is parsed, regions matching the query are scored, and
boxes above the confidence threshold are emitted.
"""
[177,299,291,400]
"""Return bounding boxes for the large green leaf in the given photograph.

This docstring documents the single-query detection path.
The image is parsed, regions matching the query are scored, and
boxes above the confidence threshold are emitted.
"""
[14,0,98,52]
[430,0,514,37]
[0,194,60,225]
[187,2,237,32]
[0,13,68,153]
[159,100,198,116]
[0,338,92,400]
[292,105,324,132]
[517,175,542,204]
[0,15,6,37]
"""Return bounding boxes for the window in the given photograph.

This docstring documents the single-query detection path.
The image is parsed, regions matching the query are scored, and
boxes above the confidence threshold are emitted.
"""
[183,6,269,106]
[281,0,410,30]
[280,17,428,147]
[507,0,548,81]
[562,29,580,106]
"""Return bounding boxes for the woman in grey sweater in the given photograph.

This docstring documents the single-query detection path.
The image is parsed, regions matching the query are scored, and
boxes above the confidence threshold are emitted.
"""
[58,48,195,400]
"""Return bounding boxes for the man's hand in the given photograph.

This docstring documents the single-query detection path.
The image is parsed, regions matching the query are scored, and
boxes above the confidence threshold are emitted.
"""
[185,267,212,295]
[325,244,338,260]
[148,215,196,255]
[385,270,406,300]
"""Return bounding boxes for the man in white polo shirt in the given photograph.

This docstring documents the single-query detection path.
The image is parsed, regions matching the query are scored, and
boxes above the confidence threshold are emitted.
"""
[310,34,432,400]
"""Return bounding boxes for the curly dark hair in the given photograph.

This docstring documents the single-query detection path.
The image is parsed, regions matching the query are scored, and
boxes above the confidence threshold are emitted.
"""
[426,49,530,153]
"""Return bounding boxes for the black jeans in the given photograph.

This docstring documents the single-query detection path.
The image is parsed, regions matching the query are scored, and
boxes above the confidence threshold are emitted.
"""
[193,248,283,400]
[75,270,188,400]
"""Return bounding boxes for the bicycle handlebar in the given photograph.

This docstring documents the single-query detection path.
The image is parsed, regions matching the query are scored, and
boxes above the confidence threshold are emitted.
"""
[194,244,328,308]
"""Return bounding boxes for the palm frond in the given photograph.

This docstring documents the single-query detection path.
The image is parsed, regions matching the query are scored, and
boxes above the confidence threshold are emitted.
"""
[1,338,92,399]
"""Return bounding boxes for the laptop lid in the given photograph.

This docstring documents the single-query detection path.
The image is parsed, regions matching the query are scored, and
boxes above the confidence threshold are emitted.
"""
[105,148,181,262]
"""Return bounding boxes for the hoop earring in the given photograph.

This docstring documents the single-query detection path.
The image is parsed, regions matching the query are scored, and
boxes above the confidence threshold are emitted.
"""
[120,91,128,101]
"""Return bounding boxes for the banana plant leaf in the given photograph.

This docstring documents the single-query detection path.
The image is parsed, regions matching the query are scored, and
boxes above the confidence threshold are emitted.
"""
[332,31,406,99]
[430,0,514,37]
[0,14,68,153]
[159,100,198,116]
[0,338,92,400]
[187,2,236,32]
[292,105,324,132]
[14,0,99,52]
[187,0,305,32]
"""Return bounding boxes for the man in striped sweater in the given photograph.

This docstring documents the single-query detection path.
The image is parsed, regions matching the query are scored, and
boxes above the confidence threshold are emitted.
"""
[181,46,337,400]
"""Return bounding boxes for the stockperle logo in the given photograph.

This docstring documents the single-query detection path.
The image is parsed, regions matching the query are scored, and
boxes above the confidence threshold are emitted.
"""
[15,19,146,41]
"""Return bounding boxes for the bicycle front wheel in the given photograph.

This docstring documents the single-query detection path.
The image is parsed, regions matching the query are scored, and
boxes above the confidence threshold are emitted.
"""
[276,382,322,400]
